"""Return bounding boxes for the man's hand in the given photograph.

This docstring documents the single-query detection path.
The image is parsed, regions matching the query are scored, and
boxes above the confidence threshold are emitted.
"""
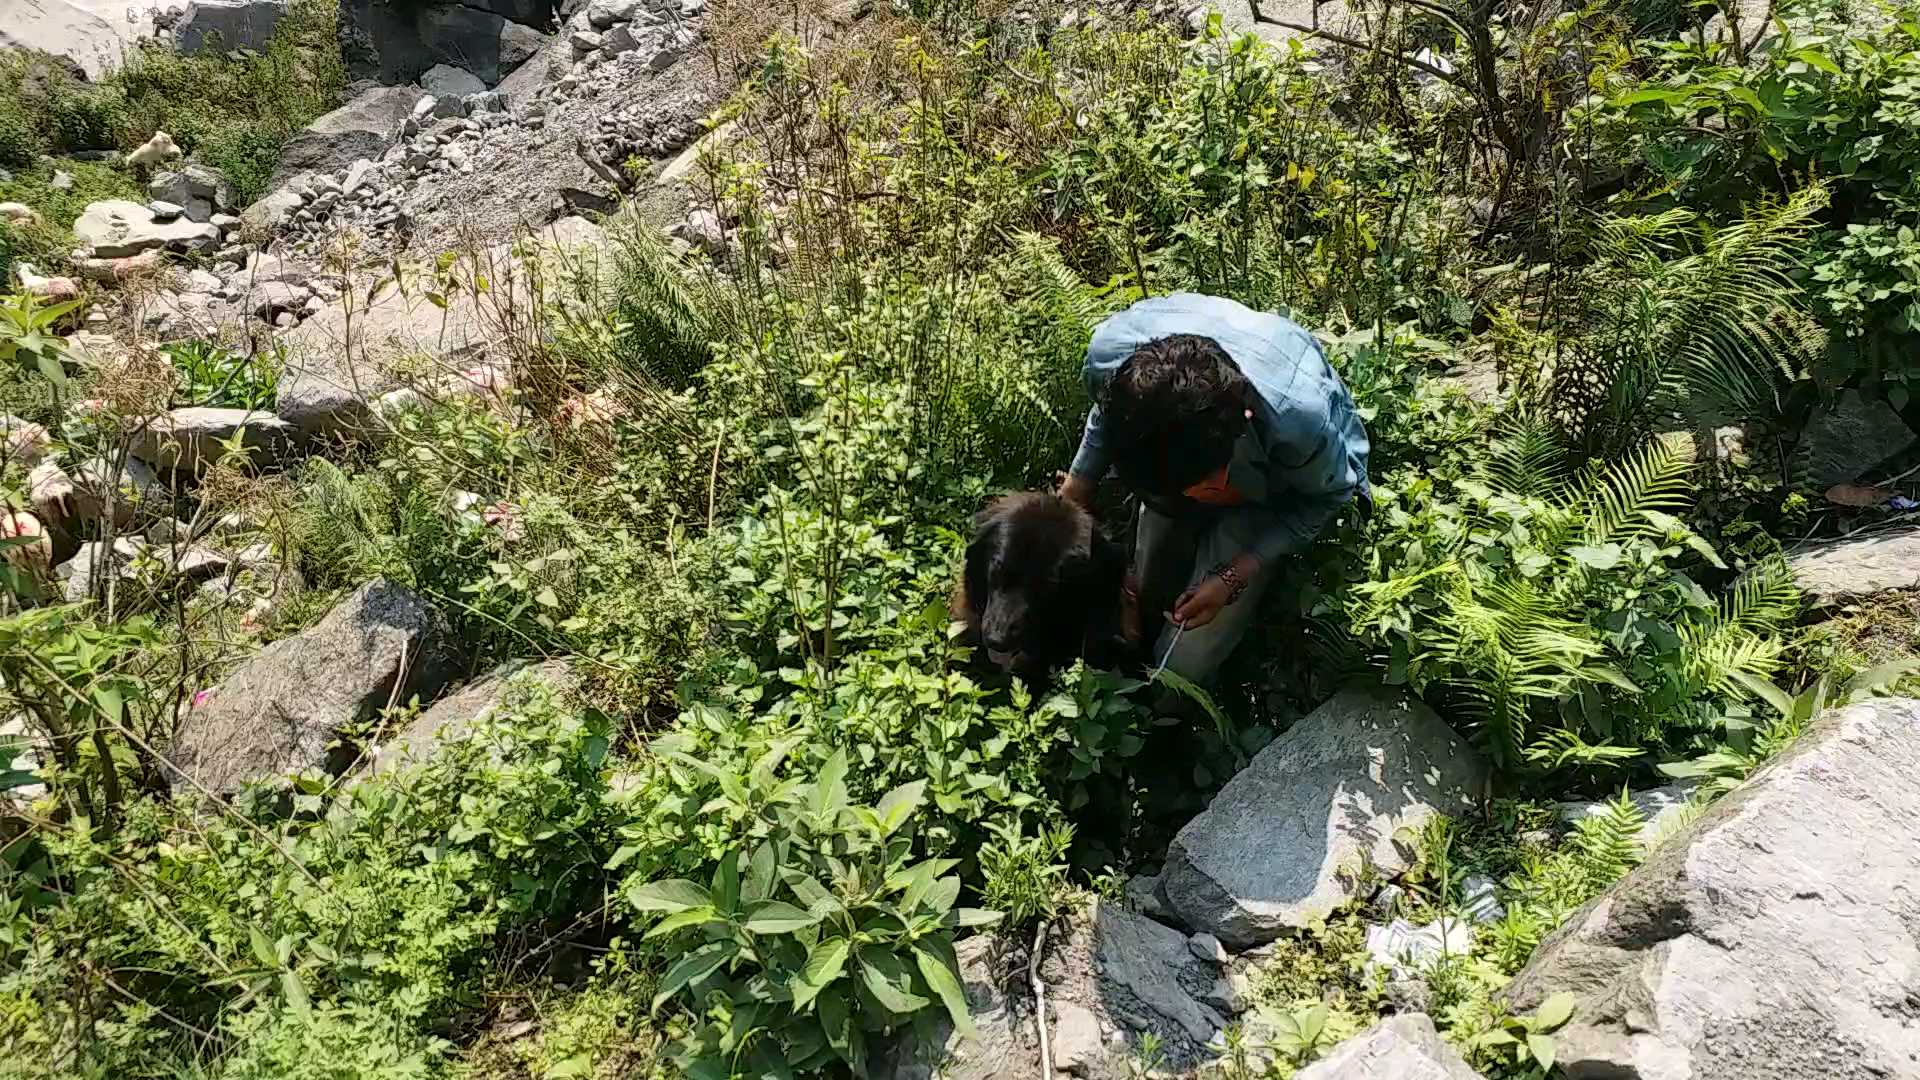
[1057,471,1096,509]
[1169,575,1232,630]
[1168,553,1263,631]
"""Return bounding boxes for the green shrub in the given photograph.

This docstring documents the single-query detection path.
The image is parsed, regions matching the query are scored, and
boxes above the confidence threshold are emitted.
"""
[46,83,128,153]
[0,106,38,169]
[629,750,999,1075]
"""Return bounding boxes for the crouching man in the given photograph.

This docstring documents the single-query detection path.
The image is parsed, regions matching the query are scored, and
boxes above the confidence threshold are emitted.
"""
[1059,292,1371,682]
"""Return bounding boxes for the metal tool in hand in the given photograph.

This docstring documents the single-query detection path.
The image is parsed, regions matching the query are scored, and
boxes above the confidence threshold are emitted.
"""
[1150,619,1187,681]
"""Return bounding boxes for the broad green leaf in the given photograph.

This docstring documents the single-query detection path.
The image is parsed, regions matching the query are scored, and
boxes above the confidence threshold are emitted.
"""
[744,901,819,935]
[911,940,975,1039]
[1567,543,1622,570]
[712,852,741,915]
[942,908,1004,929]
[651,941,736,1013]
[744,841,777,903]
[1527,1032,1557,1070]
[91,684,124,726]
[919,875,961,917]
[1843,656,1920,699]
[791,937,852,1012]
[1728,671,1793,719]
[280,970,311,1021]
[628,878,712,913]
[643,906,722,940]
[816,986,852,1052]
[874,779,927,836]
[1533,990,1576,1031]
[1791,46,1843,74]
[249,926,278,969]
[858,950,931,1015]
[548,1055,592,1077]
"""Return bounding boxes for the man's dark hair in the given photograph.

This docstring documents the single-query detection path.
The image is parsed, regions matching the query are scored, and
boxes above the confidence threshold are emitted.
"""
[1102,334,1251,495]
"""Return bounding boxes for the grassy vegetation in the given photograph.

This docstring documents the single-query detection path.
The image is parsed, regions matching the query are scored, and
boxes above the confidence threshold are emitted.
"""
[6,0,1920,1078]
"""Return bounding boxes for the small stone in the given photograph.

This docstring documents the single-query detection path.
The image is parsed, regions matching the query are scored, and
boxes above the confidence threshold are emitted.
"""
[1200,974,1245,1015]
[273,311,294,328]
[147,200,184,220]
[570,28,604,50]
[1188,932,1228,965]
[602,24,641,54]
[1050,1001,1103,1075]
[648,46,683,72]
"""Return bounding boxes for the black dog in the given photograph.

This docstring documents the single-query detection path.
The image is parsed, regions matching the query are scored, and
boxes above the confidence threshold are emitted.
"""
[954,491,1136,678]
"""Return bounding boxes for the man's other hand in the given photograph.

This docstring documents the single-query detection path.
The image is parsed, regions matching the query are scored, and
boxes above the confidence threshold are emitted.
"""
[1057,472,1096,509]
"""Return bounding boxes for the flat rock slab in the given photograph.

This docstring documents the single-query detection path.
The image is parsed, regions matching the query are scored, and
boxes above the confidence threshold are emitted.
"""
[168,579,462,796]
[1160,688,1488,949]
[1789,528,1920,608]
[74,200,221,258]
[1296,1013,1484,1080]
[1093,901,1227,1047]
[1505,696,1920,1079]
[129,407,294,473]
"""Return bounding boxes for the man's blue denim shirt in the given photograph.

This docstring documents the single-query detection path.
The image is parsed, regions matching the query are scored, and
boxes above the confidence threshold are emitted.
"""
[1067,292,1372,564]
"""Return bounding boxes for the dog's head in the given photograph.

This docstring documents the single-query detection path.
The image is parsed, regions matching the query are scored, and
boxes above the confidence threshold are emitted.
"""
[962,491,1128,676]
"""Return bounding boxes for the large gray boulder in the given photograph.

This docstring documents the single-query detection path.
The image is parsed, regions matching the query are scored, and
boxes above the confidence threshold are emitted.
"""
[339,0,552,86]
[1804,390,1916,489]
[128,407,295,474]
[421,63,487,98]
[147,165,236,223]
[167,580,462,795]
[1789,528,1920,609]
[1504,696,1920,1079]
[172,0,287,54]
[275,216,605,441]
[269,85,420,188]
[0,0,153,81]
[74,200,221,258]
[239,188,304,234]
[365,658,574,773]
[1296,1014,1483,1080]
[1159,689,1489,949]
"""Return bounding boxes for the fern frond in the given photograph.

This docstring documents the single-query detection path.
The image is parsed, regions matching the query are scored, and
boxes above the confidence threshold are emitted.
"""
[1481,413,1569,499]
[1570,789,1647,880]
[1573,438,1694,548]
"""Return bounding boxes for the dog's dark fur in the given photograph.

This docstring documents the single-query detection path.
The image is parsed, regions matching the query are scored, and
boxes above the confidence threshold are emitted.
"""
[954,491,1134,678]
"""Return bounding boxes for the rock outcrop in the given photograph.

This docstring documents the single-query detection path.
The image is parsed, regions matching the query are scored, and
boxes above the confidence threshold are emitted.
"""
[269,85,423,189]
[1296,1014,1484,1080]
[172,0,287,54]
[365,658,574,773]
[1803,390,1916,489]
[1789,528,1920,609]
[339,0,555,86]
[1158,689,1489,949]
[1504,696,1920,1079]
[167,580,462,796]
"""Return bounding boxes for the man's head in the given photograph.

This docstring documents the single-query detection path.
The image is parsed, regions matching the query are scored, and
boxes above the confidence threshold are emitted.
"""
[1102,333,1251,496]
